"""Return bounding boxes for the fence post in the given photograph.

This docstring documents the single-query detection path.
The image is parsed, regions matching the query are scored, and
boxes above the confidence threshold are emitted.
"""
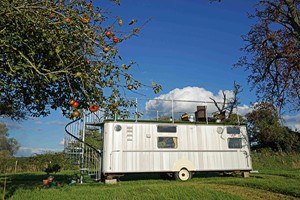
[14,160,18,173]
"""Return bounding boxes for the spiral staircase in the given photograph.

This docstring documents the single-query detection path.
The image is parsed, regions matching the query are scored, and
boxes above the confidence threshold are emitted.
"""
[64,110,104,183]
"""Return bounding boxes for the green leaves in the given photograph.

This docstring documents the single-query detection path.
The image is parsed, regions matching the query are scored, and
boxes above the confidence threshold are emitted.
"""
[0,123,20,157]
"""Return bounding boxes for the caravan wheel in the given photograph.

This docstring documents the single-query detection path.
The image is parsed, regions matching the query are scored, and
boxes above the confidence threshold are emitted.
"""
[175,168,192,181]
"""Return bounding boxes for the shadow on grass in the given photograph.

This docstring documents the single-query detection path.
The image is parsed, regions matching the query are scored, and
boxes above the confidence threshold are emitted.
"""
[1,171,236,198]
[118,171,228,182]
[0,172,76,199]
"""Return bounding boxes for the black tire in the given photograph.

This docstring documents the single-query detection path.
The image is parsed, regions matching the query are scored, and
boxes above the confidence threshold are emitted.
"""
[161,173,173,180]
[174,168,192,181]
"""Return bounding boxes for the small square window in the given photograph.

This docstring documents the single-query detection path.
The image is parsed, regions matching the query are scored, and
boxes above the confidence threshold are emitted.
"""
[228,138,242,148]
[157,137,177,148]
[157,125,177,133]
[227,127,240,134]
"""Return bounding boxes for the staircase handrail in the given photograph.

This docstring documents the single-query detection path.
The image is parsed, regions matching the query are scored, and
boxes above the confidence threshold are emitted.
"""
[64,113,102,154]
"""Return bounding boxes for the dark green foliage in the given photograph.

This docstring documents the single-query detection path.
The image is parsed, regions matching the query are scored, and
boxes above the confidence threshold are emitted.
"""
[85,130,102,150]
[246,102,300,152]
[0,123,19,157]
[44,164,61,175]
[224,114,246,124]
[0,152,76,174]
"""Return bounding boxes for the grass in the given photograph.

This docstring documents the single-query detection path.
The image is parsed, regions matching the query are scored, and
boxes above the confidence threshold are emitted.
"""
[1,152,300,200]
[1,170,299,200]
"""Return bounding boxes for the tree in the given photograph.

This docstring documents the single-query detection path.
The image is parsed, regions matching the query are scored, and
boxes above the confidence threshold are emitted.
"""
[225,113,247,124]
[235,0,300,112]
[0,0,161,120]
[85,129,102,150]
[0,123,20,157]
[210,82,242,121]
[246,102,299,152]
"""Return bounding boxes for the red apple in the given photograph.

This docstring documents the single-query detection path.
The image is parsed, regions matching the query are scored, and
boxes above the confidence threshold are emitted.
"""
[72,101,79,108]
[89,104,99,112]
[103,47,109,53]
[73,110,80,118]
[127,85,133,90]
[69,99,75,105]
[112,36,119,43]
[105,31,113,38]
[82,17,89,24]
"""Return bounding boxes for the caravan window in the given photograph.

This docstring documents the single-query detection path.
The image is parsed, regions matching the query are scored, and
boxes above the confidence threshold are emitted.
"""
[228,138,242,148]
[157,137,177,148]
[157,125,177,133]
[227,127,240,134]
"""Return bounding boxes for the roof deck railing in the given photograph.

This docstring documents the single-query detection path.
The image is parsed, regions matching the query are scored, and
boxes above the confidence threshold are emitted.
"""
[107,97,241,125]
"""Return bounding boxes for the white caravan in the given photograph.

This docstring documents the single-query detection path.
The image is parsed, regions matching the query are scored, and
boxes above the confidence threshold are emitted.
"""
[99,120,252,181]
[65,101,252,182]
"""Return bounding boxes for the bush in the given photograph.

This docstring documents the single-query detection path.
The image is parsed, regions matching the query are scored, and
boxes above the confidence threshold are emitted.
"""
[44,164,61,175]
[0,152,76,173]
[251,149,300,171]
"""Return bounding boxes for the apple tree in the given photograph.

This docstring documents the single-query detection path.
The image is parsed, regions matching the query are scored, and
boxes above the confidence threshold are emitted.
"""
[0,0,161,120]
[235,0,300,112]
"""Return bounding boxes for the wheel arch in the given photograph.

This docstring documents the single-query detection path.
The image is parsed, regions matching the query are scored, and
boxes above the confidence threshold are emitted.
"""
[172,159,196,172]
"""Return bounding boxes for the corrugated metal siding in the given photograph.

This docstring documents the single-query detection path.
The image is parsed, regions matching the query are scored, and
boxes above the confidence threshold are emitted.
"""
[102,122,252,173]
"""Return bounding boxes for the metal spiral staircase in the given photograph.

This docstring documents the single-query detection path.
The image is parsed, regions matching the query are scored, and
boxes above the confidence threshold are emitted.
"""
[64,110,103,183]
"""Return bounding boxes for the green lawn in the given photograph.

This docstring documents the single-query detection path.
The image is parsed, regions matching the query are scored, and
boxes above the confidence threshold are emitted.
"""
[1,169,299,200]
[1,152,299,200]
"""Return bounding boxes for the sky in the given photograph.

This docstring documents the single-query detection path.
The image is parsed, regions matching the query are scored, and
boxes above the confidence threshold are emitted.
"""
[2,0,300,157]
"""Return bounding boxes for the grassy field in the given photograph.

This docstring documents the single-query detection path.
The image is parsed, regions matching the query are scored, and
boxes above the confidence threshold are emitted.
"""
[1,152,299,200]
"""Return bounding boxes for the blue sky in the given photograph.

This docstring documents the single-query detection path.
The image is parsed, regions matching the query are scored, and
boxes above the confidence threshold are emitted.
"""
[2,0,299,156]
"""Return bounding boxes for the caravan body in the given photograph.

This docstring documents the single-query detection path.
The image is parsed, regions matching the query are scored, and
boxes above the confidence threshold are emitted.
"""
[101,120,252,180]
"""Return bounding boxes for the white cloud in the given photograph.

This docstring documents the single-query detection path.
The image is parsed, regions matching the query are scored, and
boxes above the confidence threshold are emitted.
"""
[145,86,250,119]
[4,122,24,130]
[237,104,252,116]
[283,113,300,132]
[46,120,67,126]
[59,138,65,146]
[143,86,300,131]
[16,146,63,157]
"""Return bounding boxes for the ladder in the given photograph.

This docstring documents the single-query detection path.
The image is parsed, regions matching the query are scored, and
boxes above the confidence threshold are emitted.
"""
[64,110,103,183]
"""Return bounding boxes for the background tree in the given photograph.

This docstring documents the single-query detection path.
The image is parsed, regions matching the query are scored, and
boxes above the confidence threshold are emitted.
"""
[246,102,299,152]
[210,82,242,121]
[85,129,102,150]
[225,113,247,124]
[0,123,20,157]
[0,0,161,120]
[235,0,300,112]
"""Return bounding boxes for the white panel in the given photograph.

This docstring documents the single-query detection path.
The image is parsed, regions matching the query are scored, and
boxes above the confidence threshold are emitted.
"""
[103,122,252,174]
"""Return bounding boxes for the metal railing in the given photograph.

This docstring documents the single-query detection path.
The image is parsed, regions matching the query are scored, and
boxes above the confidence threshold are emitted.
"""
[64,110,103,183]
